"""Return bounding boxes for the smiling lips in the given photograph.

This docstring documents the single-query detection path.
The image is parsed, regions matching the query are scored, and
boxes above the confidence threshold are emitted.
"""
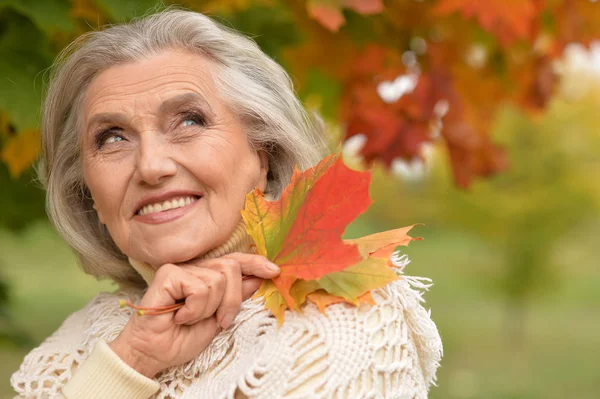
[134,195,200,224]
[137,196,198,216]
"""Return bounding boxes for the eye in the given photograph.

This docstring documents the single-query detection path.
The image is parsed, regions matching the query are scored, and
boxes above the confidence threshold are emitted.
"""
[182,119,197,127]
[104,135,123,144]
[94,128,125,149]
[179,111,206,128]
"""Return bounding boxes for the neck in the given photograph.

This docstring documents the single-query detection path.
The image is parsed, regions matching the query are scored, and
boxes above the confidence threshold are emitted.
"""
[129,220,252,286]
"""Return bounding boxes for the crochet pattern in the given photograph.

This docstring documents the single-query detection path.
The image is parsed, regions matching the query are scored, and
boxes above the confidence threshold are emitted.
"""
[11,257,442,399]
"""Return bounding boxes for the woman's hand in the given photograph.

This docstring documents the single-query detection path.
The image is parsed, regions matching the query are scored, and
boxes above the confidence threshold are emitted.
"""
[109,253,279,378]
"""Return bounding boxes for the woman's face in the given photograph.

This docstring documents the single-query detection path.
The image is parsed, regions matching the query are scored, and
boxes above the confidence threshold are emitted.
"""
[81,49,268,268]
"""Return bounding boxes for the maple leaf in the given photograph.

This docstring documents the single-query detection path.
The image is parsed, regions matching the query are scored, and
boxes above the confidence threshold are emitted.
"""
[307,0,384,32]
[242,154,370,308]
[243,154,419,324]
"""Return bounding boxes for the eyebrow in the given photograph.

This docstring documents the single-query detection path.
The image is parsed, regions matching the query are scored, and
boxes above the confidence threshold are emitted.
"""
[86,92,214,132]
[159,92,213,115]
[86,112,130,132]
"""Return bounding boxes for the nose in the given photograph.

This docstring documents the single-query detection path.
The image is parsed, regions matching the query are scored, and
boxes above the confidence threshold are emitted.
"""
[135,133,177,186]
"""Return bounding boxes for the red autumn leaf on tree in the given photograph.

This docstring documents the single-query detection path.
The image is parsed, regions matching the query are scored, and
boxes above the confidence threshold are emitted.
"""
[242,154,419,323]
[307,0,384,32]
[340,43,509,188]
[342,45,435,163]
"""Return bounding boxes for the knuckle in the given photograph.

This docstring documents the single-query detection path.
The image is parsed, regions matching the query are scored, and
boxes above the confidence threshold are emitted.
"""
[154,263,176,280]
[228,260,241,274]
[212,272,226,289]
[220,258,238,269]
[195,282,209,298]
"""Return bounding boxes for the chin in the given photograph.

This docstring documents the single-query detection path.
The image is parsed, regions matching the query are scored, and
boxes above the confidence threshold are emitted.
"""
[138,234,219,267]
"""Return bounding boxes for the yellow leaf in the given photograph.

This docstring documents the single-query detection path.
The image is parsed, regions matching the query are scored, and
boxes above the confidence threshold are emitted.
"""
[1,129,41,178]
[345,224,421,259]
[254,280,287,325]
[289,279,320,309]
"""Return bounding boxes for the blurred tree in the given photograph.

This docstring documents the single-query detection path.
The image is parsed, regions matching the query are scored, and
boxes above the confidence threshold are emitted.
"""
[365,81,600,341]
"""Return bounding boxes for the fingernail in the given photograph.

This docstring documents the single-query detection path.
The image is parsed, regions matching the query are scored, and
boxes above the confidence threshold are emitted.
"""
[220,313,234,329]
[266,261,279,272]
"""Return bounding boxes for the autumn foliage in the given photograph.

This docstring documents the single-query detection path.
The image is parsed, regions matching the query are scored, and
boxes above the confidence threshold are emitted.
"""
[1,0,600,189]
[296,0,600,187]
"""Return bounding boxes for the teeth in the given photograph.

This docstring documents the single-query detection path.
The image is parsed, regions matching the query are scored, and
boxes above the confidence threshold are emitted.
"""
[138,196,197,216]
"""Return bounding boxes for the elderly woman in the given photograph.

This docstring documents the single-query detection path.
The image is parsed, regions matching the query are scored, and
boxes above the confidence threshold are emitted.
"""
[11,9,442,399]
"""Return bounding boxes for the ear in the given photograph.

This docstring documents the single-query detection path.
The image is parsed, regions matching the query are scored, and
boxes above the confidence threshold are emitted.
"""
[92,201,106,225]
[256,150,269,192]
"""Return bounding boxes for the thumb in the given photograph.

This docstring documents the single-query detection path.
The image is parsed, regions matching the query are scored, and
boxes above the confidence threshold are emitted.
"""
[222,252,280,279]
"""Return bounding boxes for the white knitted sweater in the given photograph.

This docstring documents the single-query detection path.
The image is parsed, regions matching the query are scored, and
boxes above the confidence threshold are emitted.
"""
[11,254,442,399]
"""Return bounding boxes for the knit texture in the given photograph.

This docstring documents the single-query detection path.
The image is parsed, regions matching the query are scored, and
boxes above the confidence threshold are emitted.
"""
[11,255,441,399]
[61,339,160,398]
[11,218,442,399]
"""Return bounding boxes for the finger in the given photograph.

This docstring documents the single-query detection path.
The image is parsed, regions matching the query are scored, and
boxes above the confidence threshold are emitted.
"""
[175,269,226,325]
[221,252,280,279]
[172,275,208,325]
[180,260,242,329]
[212,261,242,329]
[140,264,192,308]
[241,277,263,300]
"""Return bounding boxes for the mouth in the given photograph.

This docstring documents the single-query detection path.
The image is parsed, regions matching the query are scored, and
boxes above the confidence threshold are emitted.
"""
[136,195,201,216]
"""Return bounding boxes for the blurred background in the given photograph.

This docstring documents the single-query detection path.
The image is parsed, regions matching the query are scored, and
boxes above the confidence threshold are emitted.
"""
[1,1,599,398]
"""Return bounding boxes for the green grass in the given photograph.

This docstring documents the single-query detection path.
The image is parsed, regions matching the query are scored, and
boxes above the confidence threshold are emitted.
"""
[1,221,599,399]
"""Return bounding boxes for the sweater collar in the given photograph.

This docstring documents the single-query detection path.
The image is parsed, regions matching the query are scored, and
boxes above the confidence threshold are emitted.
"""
[128,219,253,286]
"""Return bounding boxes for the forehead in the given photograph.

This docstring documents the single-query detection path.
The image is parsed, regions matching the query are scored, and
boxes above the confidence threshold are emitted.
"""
[83,49,219,114]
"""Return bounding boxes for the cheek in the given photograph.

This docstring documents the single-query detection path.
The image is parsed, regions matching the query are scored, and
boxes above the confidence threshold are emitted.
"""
[83,159,128,224]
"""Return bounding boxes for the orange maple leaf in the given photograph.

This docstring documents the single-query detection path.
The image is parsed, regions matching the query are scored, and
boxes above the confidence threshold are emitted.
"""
[243,154,419,324]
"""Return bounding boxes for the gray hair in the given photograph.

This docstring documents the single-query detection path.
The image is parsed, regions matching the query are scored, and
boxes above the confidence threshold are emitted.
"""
[39,8,327,287]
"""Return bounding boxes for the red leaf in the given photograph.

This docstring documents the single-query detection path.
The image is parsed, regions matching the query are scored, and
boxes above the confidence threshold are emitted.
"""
[307,1,346,32]
[275,156,372,280]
